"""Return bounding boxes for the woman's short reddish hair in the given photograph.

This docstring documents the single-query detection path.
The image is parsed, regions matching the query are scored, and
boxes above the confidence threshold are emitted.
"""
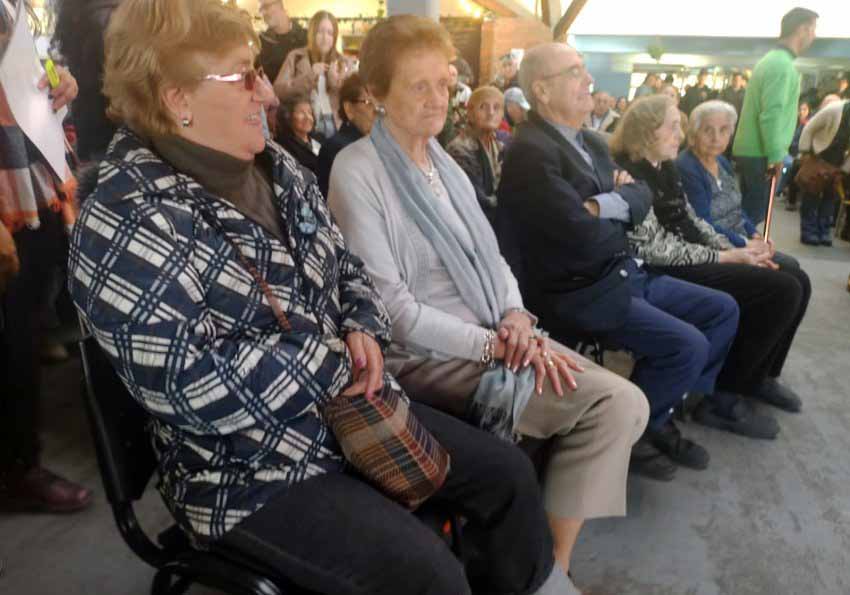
[358,15,455,100]
[103,0,259,137]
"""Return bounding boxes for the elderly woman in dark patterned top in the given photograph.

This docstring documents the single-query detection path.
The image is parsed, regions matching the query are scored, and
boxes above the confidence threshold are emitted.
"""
[68,2,570,593]
[612,95,810,441]
[446,86,506,224]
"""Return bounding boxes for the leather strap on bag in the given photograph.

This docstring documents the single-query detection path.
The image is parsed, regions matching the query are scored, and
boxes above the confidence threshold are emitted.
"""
[194,204,292,333]
[228,242,292,333]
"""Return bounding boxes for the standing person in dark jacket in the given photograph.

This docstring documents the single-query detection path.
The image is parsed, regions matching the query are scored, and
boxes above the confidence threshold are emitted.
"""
[256,0,306,82]
[54,0,121,162]
[721,72,746,118]
[683,69,711,116]
[498,43,741,481]
[316,73,376,197]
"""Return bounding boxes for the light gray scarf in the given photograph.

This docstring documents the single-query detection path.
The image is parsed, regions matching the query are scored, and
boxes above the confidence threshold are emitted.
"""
[370,117,534,441]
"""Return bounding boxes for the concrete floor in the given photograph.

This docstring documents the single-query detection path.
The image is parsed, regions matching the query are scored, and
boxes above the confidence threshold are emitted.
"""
[0,206,848,595]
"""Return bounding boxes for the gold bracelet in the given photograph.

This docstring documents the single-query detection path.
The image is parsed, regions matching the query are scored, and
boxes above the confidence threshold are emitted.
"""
[480,329,496,368]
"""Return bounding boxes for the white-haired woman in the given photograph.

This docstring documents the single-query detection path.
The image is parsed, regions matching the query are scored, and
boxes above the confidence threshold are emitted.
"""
[677,100,811,297]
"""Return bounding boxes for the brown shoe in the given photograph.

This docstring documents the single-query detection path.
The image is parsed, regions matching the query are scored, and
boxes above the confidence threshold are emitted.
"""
[0,467,92,513]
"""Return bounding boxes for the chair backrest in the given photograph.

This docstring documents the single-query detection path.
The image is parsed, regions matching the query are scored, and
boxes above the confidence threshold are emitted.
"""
[78,331,169,568]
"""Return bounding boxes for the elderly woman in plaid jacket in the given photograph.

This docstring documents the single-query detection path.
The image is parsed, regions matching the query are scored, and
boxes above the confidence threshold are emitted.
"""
[68,2,568,594]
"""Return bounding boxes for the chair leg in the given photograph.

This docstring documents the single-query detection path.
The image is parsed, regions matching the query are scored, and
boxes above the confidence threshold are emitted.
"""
[450,514,465,564]
[152,570,194,595]
[151,570,173,595]
[168,575,194,595]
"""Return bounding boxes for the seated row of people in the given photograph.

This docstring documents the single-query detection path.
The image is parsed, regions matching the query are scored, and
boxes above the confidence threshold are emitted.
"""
[70,3,600,593]
[68,3,810,594]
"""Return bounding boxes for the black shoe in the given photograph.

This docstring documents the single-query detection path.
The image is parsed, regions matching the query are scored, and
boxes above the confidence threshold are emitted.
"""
[645,420,710,470]
[751,378,802,413]
[629,436,676,481]
[800,235,821,246]
[821,238,833,246]
[692,398,780,440]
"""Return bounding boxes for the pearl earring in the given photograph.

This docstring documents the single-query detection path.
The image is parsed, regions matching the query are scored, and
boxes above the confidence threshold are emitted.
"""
[375,105,386,117]
[181,115,192,128]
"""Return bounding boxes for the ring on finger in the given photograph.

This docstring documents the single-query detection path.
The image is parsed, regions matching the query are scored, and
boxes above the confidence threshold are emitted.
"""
[546,359,555,368]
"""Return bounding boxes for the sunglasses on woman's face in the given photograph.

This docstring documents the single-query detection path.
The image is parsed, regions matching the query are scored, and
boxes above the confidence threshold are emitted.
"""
[201,67,263,92]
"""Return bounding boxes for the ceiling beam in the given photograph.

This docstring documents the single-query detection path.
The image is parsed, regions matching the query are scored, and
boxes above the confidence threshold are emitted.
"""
[553,0,589,41]
[540,0,563,27]
[474,0,537,20]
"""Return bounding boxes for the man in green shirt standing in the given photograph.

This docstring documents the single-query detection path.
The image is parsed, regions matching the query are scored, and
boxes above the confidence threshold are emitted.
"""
[733,7,818,224]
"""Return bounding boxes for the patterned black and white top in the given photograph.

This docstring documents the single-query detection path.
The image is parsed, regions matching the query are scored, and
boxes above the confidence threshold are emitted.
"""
[68,128,392,542]
[623,159,734,266]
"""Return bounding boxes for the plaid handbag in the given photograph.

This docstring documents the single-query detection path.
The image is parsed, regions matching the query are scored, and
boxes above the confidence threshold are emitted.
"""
[211,213,450,510]
[323,382,451,509]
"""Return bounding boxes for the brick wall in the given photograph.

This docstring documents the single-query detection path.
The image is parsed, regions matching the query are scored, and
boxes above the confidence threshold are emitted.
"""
[480,17,553,86]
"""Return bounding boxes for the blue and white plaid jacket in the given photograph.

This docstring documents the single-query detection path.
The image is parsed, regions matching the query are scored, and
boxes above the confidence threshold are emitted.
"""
[69,128,392,541]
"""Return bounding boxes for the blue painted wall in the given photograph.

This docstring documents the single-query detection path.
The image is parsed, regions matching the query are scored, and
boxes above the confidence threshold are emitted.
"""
[584,53,632,98]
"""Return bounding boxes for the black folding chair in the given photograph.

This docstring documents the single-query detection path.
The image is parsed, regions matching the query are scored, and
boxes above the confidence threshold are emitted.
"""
[78,325,463,594]
[78,328,320,595]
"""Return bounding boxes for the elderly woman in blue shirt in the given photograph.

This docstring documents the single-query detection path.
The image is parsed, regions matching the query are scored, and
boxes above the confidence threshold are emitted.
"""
[677,101,761,248]
[678,100,810,283]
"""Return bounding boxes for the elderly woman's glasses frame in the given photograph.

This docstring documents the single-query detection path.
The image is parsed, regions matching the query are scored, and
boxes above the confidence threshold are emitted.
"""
[201,67,262,92]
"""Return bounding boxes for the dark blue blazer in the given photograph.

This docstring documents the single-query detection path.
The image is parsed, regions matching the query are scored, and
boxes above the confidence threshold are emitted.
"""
[497,111,652,334]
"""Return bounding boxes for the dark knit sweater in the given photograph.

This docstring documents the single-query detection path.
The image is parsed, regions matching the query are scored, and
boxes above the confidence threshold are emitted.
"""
[152,135,284,242]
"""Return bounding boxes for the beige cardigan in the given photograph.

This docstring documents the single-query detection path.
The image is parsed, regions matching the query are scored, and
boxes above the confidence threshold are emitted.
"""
[273,47,355,130]
[799,99,850,172]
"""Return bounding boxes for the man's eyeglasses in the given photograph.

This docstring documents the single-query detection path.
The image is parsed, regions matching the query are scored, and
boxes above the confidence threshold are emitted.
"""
[538,65,587,82]
[201,67,263,92]
[349,98,374,108]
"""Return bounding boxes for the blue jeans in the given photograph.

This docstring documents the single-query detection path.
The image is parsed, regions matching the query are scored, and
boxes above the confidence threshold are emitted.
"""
[598,264,739,429]
[735,156,770,225]
[800,189,837,243]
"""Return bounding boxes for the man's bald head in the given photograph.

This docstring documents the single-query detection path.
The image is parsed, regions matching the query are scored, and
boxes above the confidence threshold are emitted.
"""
[519,42,594,127]
[519,43,577,110]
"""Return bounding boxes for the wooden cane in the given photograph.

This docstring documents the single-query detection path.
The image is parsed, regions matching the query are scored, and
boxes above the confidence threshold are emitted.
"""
[763,170,780,242]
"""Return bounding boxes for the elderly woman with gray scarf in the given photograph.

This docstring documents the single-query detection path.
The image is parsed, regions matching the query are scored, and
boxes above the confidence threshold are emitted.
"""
[328,16,649,589]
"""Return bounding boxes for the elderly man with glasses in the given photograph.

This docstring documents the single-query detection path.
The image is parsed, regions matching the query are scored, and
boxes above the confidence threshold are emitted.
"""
[498,43,742,481]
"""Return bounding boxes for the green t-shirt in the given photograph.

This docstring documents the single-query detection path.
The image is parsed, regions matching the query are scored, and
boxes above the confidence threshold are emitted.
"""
[732,47,801,164]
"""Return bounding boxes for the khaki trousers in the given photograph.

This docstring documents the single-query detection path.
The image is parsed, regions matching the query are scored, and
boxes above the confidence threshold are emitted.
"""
[393,341,649,520]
